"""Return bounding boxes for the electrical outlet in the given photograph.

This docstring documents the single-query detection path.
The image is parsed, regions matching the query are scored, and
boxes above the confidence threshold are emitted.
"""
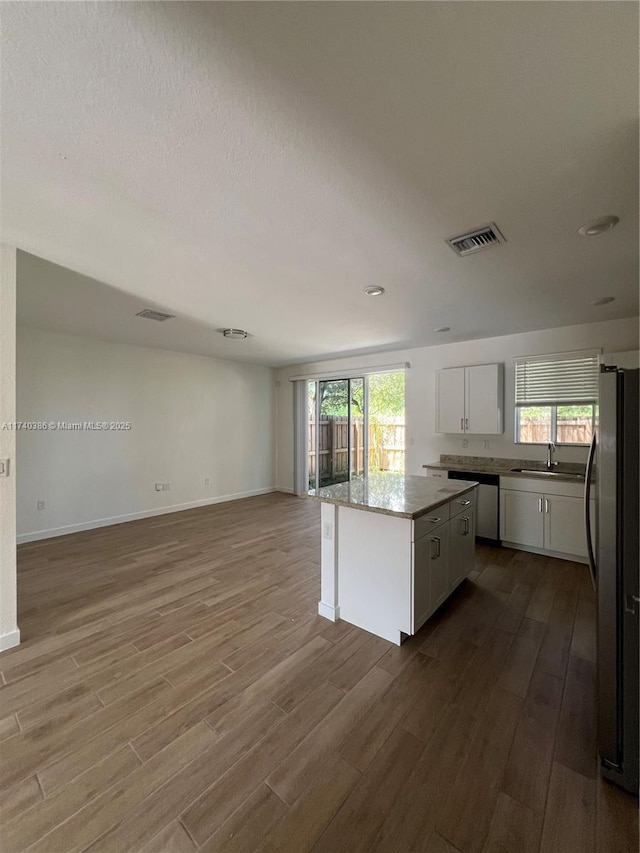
[483,441,490,450]
[462,438,468,449]
[162,483,170,491]
[204,477,210,486]
[155,483,163,492]
[0,458,9,477]
[37,500,46,510]
[323,522,332,540]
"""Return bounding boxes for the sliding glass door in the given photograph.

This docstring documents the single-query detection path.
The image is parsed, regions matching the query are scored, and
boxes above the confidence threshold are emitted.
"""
[308,378,364,489]
[306,371,405,491]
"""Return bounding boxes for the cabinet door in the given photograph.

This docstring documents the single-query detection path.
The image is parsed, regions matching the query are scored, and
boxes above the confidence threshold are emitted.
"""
[413,534,432,633]
[436,368,465,433]
[449,508,475,590]
[465,364,504,434]
[429,523,450,612]
[500,490,544,548]
[544,494,592,558]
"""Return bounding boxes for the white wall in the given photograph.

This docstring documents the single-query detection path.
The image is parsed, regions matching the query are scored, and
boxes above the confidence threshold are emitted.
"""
[275,317,639,492]
[0,246,20,650]
[17,328,275,541]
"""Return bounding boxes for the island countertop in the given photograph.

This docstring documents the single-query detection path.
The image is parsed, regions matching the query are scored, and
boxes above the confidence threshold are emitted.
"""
[307,473,478,519]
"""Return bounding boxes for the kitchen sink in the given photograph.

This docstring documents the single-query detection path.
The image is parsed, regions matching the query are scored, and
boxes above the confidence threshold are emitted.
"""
[510,468,584,480]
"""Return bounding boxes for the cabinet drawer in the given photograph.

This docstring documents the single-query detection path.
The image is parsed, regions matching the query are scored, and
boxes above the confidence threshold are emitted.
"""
[499,476,584,498]
[414,504,450,539]
[449,489,476,518]
[425,468,447,479]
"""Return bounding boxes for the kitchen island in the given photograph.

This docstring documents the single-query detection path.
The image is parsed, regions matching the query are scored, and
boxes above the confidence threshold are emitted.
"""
[307,473,478,644]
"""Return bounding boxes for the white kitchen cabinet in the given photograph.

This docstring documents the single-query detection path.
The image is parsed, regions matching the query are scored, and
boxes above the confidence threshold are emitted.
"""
[466,364,504,434]
[316,482,477,645]
[501,490,545,549]
[500,477,594,561]
[425,468,447,479]
[435,367,466,434]
[413,515,452,631]
[449,507,476,590]
[413,532,433,632]
[429,522,450,612]
[436,363,504,435]
[544,494,591,558]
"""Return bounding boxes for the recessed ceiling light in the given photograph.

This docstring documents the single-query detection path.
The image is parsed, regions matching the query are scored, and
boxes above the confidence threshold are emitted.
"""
[221,328,248,339]
[364,286,385,297]
[434,326,450,333]
[578,215,620,236]
[592,296,615,306]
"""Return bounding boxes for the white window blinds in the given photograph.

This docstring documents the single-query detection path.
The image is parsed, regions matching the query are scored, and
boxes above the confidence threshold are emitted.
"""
[515,351,599,406]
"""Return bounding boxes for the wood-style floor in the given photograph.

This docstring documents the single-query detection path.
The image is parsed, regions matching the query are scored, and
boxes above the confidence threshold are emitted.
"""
[1,493,637,853]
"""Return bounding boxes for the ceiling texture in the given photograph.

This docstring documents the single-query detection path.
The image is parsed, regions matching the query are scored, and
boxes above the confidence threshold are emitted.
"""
[2,2,638,365]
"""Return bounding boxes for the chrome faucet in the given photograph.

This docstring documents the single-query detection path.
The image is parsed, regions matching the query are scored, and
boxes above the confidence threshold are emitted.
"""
[546,441,558,470]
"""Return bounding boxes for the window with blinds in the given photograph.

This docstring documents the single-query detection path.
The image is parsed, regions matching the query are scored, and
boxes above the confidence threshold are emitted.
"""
[514,351,599,445]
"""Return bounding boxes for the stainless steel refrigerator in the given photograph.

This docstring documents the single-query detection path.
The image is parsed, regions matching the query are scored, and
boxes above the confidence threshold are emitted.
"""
[585,364,639,795]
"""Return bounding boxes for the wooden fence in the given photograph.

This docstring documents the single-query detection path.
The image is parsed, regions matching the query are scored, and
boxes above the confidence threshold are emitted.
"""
[520,420,592,444]
[308,417,405,487]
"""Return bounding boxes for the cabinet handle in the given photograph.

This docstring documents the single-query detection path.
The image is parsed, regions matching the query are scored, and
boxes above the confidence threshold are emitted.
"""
[538,498,543,512]
[430,537,441,559]
[544,498,549,513]
[425,516,441,523]
[462,516,470,535]
[465,418,469,430]
[460,418,464,431]
[458,499,471,506]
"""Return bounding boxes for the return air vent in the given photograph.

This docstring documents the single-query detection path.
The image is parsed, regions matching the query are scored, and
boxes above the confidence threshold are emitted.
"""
[446,223,506,257]
[136,309,175,322]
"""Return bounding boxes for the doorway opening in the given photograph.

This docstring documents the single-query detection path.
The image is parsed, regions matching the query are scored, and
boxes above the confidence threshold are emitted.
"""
[307,371,405,490]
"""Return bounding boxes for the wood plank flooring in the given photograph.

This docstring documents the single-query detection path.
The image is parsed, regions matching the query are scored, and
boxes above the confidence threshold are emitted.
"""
[1,492,637,852]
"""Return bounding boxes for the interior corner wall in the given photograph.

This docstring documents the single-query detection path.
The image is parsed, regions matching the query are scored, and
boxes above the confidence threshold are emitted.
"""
[0,245,20,650]
[274,317,639,492]
[16,327,276,541]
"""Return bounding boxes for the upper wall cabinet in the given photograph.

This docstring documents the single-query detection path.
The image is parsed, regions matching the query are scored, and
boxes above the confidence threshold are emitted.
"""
[436,363,504,434]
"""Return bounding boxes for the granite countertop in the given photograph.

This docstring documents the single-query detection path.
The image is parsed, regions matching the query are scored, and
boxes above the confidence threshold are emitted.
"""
[307,473,478,519]
[423,454,585,483]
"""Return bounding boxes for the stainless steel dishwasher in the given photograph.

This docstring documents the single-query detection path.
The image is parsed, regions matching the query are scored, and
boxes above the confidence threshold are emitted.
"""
[448,470,500,545]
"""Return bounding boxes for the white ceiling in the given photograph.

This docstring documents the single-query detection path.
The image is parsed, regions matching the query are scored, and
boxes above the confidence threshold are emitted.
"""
[3,2,638,366]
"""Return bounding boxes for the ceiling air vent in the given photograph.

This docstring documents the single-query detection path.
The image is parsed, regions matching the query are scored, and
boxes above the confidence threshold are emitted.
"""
[446,222,506,257]
[136,309,175,322]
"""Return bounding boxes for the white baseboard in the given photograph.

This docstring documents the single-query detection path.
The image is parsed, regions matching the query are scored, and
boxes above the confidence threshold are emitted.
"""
[277,487,295,494]
[0,629,20,652]
[17,487,276,544]
[318,602,340,622]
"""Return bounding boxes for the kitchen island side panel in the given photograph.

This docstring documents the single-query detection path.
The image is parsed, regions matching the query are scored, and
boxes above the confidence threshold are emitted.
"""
[336,505,412,645]
[318,502,340,621]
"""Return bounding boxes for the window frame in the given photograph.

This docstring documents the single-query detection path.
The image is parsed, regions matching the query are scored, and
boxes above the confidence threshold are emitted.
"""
[513,350,599,447]
[514,403,596,446]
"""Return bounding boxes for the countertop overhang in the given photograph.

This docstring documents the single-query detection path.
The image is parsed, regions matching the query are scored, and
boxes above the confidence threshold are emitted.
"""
[307,473,478,519]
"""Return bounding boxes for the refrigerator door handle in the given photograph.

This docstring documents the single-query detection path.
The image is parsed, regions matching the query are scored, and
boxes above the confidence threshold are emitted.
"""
[585,433,597,590]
